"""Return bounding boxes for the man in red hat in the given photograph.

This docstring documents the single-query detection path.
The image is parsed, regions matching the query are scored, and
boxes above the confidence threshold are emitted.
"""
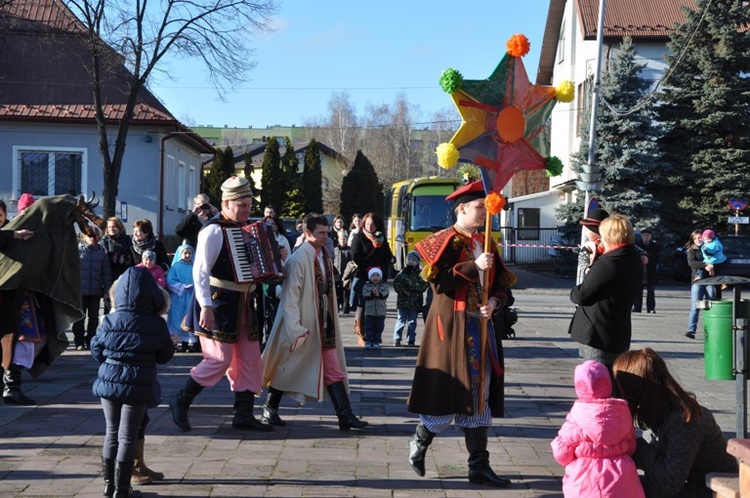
[407,180,515,488]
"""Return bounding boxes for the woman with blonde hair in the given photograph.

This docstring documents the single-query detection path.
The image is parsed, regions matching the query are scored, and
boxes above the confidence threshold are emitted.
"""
[614,348,737,497]
[568,215,642,368]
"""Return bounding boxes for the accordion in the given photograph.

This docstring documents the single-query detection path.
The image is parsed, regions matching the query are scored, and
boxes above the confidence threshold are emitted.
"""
[223,221,284,283]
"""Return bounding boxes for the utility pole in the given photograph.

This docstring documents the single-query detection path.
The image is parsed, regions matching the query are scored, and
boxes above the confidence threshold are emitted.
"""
[576,0,606,284]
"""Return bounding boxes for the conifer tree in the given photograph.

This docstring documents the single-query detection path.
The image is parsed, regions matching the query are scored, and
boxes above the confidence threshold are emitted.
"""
[657,0,750,234]
[243,152,261,216]
[280,137,306,218]
[302,139,324,214]
[205,146,236,205]
[557,37,663,232]
[596,36,663,231]
[340,150,382,222]
[260,137,283,215]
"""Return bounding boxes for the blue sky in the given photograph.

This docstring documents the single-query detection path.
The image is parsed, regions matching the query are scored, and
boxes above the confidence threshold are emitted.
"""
[149,1,550,128]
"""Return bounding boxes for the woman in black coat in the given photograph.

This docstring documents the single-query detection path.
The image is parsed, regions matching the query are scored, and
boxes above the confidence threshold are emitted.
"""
[350,212,393,345]
[568,215,642,368]
[91,267,174,497]
[129,218,170,272]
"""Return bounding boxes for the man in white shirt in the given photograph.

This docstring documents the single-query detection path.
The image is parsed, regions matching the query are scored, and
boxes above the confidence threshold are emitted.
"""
[169,176,271,432]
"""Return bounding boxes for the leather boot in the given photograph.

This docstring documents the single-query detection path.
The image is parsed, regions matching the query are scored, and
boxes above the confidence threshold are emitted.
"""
[232,391,273,431]
[464,427,511,488]
[169,376,203,432]
[261,387,286,426]
[2,364,36,405]
[113,460,142,497]
[102,456,115,497]
[326,381,368,430]
[408,423,435,477]
[131,438,163,484]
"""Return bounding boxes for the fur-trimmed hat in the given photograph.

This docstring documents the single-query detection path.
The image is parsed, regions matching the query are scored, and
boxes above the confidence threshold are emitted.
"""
[579,208,610,235]
[221,176,253,201]
[367,267,382,280]
[17,193,35,212]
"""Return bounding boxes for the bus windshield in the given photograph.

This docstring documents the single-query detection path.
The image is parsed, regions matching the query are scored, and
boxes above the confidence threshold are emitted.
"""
[410,195,500,231]
[410,195,455,231]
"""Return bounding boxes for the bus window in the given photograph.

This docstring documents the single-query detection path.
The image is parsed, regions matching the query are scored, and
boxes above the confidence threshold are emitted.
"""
[410,195,455,231]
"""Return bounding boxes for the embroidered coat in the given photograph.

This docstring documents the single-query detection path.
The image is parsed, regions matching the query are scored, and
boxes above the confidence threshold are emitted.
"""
[262,242,348,402]
[408,226,514,417]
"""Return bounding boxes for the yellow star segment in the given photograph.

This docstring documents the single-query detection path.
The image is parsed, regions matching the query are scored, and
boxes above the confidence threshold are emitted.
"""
[438,35,573,193]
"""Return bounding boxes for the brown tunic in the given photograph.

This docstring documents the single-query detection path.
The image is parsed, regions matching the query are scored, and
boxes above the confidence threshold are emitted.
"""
[407,226,514,417]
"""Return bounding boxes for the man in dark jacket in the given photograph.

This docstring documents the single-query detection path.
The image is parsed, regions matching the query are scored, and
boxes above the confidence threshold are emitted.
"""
[407,181,515,488]
[174,193,218,248]
[633,228,661,313]
[569,215,642,368]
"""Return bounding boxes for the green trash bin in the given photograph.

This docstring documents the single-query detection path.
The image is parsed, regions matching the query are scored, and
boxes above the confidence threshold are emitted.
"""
[703,299,750,380]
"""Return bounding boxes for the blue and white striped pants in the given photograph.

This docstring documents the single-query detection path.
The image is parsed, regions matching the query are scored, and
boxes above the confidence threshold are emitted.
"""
[419,361,492,433]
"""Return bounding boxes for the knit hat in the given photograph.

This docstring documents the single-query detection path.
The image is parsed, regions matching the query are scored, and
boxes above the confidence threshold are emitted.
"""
[574,360,612,402]
[142,250,156,260]
[579,208,610,235]
[221,176,253,201]
[702,229,715,239]
[406,250,421,264]
[367,267,382,280]
[17,193,35,212]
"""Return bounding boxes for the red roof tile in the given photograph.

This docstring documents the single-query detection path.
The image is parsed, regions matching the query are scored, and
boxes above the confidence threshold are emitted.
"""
[577,0,693,40]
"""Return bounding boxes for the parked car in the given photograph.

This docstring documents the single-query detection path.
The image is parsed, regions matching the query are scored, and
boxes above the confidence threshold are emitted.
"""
[723,234,750,277]
[671,234,750,281]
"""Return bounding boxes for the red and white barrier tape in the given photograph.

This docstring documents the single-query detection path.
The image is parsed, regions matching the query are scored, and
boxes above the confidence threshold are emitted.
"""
[498,243,578,250]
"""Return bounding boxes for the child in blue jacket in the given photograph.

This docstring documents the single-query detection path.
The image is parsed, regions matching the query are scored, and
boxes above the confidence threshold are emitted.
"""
[73,228,112,350]
[91,267,174,497]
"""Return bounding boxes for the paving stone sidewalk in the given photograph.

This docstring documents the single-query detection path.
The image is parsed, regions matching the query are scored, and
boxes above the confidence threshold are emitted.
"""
[0,268,740,497]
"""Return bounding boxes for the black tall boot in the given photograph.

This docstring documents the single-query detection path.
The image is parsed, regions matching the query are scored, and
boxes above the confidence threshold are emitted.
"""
[113,460,142,497]
[326,381,368,430]
[261,387,286,426]
[3,364,36,405]
[102,457,115,497]
[464,427,511,488]
[169,376,203,432]
[408,423,435,476]
[232,391,273,431]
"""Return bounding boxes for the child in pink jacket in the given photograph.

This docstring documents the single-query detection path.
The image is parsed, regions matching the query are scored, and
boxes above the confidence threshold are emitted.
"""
[551,360,644,498]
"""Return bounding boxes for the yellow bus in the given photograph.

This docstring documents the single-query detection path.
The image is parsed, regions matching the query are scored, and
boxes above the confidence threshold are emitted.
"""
[385,177,501,271]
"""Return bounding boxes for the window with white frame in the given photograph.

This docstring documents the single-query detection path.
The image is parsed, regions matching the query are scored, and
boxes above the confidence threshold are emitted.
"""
[518,208,541,240]
[187,165,197,209]
[13,146,87,197]
[166,155,177,209]
[178,160,187,210]
[557,20,566,64]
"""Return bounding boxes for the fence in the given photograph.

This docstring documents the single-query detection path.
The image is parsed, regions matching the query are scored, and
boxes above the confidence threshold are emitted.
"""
[497,227,580,265]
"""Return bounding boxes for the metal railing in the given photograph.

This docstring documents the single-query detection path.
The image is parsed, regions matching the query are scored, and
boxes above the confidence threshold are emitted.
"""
[497,227,579,265]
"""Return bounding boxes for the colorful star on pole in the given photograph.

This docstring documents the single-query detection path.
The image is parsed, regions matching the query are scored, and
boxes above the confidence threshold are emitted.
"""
[436,34,573,194]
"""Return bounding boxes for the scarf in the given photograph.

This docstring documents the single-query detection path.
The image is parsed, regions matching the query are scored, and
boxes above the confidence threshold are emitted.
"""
[363,228,384,248]
[132,233,157,254]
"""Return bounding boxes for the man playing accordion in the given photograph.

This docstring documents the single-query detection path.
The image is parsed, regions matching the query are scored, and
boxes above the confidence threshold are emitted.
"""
[170,176,273,432]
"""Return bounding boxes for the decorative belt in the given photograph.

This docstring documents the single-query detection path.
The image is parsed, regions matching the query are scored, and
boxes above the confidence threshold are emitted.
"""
[209,276,255,293]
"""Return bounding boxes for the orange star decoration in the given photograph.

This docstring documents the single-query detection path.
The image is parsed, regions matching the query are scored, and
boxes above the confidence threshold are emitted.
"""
[436,34,572,194]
